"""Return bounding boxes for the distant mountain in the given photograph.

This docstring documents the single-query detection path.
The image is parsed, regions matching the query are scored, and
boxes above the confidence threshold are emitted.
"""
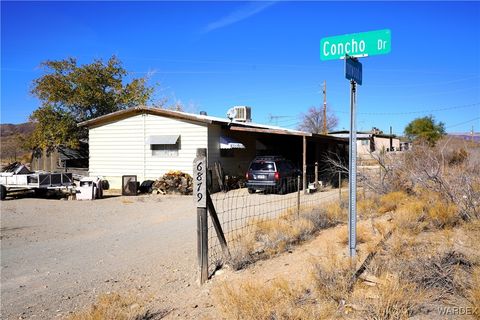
[0,122,35,137]
[448,132,480,142]
[0,122,35,164]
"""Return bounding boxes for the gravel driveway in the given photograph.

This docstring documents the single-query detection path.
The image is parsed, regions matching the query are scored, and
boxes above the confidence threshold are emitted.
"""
[1,194,200,319]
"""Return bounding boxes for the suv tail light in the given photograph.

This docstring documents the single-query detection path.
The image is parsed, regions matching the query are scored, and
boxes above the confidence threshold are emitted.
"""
[246,172,252,180]
[274,171,280,181]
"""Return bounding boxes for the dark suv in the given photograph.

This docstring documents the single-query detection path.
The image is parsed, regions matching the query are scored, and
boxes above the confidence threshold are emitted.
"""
[245,156,300,194]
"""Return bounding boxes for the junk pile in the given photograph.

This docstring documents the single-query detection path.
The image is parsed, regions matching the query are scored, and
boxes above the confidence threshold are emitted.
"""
[152,171,193,195]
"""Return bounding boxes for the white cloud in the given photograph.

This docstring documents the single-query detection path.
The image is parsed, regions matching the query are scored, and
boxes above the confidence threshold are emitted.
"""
[203,2,275,33]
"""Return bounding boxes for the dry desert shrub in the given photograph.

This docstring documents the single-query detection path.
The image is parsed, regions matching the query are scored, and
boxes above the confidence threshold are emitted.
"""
[228,231,257,270]
[358,275,425,320]
[427,201,460,229]
[324,201,348,223]
[335,138,480,220]
[254,215,315,256]
[337,223,373,246]
[378,191,409,214]
[312,253,356,304]
[228,203,347,270]
[392,189,461,232]
[467,267,480,319]
[67,293,168,320]
[357,196,380,218]
[393,199,426,235]
[213,278,334,320]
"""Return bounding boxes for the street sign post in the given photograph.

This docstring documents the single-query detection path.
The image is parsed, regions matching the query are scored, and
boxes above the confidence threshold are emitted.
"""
[348,78,357,258]
[345,57,362,85]
[320,29,391,61]
[320,28,391,257]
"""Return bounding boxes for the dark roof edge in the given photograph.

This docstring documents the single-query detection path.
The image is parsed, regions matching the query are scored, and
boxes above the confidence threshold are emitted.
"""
[77,106,214,127]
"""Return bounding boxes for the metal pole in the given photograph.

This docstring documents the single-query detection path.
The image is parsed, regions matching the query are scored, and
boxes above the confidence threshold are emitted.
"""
[323,81,327,135]
[297,175,301,217]
[314,162,318,190]
[348,79,357,258]
[303,135,307,194]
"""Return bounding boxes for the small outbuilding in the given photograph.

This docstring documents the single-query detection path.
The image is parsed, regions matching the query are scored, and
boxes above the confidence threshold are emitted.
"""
[79,106,348,190]
[330,129,400,154]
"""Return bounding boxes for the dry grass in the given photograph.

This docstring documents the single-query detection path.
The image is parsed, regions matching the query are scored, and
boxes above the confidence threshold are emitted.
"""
[228,202,346,270]
[337,223,373,246]
[468,267,480,319]
[324,202,347,223]
[254,215,315,256]
[213,278,334,320]
[393,199,426,235]
[67,293,167,320]
[358,274,425,320]
[312,252,356,304]
[216,159,480,318]
[378,191,409,214]
[427,201,459,229]
[358,197,379,218]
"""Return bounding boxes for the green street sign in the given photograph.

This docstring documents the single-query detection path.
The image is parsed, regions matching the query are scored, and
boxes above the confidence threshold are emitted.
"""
[320,29,391,61]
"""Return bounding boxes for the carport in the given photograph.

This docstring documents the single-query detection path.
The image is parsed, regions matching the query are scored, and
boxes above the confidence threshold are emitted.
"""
[221,124,349,189]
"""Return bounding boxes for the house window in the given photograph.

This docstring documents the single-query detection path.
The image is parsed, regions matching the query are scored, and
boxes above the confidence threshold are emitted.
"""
[148,135,180,157]
[152,143,179,157]
[361,140,369,146]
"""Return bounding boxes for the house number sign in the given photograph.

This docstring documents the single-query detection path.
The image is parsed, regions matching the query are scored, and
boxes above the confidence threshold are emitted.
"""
[193,156,207,208]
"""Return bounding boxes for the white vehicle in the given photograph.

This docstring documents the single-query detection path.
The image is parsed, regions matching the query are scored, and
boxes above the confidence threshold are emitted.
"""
[0,163,74,200]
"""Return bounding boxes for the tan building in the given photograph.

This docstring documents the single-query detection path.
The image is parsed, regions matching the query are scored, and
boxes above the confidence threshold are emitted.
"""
[329,130,400,156]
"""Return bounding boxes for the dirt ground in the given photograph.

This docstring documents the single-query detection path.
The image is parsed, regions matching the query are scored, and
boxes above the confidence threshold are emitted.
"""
[1,188,344,319]
[1,193,218,319]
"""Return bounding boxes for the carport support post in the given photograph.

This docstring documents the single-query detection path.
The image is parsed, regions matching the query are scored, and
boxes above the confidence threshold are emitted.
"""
[297,175,301,217]
[303,135,307,194]
[314,162,319,190]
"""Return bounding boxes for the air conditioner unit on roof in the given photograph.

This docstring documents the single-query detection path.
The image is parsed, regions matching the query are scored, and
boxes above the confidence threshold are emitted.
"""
[227,106,251,122]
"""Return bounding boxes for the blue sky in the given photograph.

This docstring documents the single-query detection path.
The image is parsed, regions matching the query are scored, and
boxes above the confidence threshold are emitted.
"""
[1,1,479,135]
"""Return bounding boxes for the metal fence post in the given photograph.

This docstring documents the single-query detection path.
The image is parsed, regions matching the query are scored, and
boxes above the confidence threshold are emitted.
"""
[314,162,319,190]
[338,171,342,202]
[297,175,301,217]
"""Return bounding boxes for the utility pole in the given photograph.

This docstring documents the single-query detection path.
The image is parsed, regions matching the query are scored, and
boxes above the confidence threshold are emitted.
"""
[389,126,393,151]
[322,81,327,134]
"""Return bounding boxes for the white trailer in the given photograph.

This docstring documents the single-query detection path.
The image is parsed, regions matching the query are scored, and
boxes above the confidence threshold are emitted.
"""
[0,164,74,200]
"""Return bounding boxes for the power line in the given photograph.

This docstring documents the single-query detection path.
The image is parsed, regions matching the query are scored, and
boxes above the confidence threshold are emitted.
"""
[330,102,480,116]
[446,117,480,129]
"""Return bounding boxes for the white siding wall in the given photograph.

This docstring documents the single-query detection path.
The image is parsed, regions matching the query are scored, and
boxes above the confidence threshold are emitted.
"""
[89,113,207,189]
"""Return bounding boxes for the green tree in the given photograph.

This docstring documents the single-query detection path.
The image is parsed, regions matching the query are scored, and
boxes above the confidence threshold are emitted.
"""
[29,56,153,151]
[404,115,446,145]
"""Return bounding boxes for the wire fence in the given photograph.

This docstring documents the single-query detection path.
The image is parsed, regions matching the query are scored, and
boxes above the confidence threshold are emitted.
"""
[207,173,344,276]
